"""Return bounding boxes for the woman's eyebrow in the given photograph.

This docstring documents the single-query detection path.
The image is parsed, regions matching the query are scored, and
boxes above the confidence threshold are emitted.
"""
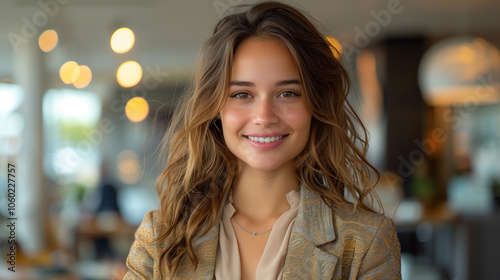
[229,80,254,87]
[229,79,301,87]
[275,79,300,86]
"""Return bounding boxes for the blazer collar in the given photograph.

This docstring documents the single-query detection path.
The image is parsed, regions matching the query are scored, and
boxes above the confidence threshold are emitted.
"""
[174,185,339,279]
[281,185,339,279]
[294,185,337,244]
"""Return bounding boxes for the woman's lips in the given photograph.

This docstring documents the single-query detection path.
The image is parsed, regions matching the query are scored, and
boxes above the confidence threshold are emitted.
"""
[243,134,288,150]
[247,135,284,143]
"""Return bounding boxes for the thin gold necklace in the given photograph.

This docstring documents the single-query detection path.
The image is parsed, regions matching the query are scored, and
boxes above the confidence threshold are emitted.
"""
[232,216,273,237]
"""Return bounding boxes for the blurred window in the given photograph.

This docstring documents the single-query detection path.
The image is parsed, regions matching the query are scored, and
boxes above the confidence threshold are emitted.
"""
[43,89,101,186]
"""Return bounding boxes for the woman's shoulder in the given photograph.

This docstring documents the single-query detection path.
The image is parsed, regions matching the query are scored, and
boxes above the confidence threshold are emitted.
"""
[329,204,401,278]
[331,204,397,242]
[133,210,162,242]
[333,203,389,223]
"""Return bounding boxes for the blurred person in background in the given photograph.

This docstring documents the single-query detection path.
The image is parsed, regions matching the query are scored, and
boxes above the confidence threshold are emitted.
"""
[93,160,121,260]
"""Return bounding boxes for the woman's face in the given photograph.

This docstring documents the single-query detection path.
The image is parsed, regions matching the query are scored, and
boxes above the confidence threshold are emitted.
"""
[219,37,312,172]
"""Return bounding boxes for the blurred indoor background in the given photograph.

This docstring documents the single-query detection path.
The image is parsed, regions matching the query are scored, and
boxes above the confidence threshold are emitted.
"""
[1,0,499,279]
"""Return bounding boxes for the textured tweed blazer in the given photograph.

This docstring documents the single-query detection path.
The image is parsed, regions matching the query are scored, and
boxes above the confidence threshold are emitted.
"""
[124,186,401,279]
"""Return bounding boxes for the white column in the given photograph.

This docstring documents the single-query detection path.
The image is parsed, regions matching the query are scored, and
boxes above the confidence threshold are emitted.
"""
[13,39,47,256]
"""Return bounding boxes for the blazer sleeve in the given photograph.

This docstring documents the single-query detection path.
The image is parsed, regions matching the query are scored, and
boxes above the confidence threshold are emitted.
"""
[357,217,402,279]
[124,210,157,280]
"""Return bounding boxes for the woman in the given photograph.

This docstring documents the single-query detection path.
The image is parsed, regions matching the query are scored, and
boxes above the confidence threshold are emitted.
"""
[124,1,401,279]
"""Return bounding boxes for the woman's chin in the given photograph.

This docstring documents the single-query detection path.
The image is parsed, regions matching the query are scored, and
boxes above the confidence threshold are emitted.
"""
[239,158,294,173]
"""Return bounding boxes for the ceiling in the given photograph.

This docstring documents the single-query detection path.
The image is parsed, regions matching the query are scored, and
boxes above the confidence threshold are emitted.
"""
[1,0,499,90]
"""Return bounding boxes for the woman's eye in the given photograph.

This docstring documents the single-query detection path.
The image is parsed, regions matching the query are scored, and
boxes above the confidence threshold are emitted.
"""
[230,92,251,99]
[279,91,299,98]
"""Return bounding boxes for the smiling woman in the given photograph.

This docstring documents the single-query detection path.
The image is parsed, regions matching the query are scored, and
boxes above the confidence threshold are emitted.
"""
[220,37,311,173]
[124,2,401,279]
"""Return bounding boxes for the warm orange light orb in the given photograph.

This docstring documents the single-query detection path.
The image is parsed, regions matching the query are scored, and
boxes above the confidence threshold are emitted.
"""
[72,65,92,89]
[60,61,79,84]
[117,149,141,184]
[39,29,58,52]
[326,36,342,58]
[110,27,135,54]
[125,97,149,123]
[117,61,142,88]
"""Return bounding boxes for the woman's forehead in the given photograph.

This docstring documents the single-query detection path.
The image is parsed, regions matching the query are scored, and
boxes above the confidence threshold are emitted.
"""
[230,37,300,84]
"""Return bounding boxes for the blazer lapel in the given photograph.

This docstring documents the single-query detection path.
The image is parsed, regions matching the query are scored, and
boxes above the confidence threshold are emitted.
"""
[282,186,339,279]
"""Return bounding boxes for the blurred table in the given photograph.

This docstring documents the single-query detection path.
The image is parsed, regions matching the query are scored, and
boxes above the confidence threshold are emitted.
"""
[72,214,136,280]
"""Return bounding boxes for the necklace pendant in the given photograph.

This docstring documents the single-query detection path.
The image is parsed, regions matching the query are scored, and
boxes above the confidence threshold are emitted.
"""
[232,216,272,237]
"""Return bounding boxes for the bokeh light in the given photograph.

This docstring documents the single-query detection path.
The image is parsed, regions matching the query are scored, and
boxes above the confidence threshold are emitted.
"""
[326,36,342,58]
[117,60,142,88]
[117,150,141,184]
[419,36,500,105]
[125,97,149,123]
[72,65,92,89]
[38,29,58,52]
[110,27,135,54]
[60,61,79,84]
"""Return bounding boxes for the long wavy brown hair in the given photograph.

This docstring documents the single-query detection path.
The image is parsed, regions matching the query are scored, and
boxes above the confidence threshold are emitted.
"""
[154,1,380,277]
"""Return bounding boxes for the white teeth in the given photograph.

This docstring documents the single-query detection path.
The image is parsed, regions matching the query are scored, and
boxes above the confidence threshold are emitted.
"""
[248,136,283,143]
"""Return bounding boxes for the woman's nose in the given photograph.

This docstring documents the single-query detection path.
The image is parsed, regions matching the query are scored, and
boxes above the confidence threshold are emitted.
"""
[252,99,279,126]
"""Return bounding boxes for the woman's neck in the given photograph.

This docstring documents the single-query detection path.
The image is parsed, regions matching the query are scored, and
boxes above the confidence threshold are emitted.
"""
[231,162,299,222]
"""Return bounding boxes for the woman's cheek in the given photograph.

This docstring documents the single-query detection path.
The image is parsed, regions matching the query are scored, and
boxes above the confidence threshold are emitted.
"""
[221,107,249,129]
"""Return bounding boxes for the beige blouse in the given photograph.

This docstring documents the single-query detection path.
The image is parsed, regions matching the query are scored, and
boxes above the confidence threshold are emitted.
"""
[215,190,300,280]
